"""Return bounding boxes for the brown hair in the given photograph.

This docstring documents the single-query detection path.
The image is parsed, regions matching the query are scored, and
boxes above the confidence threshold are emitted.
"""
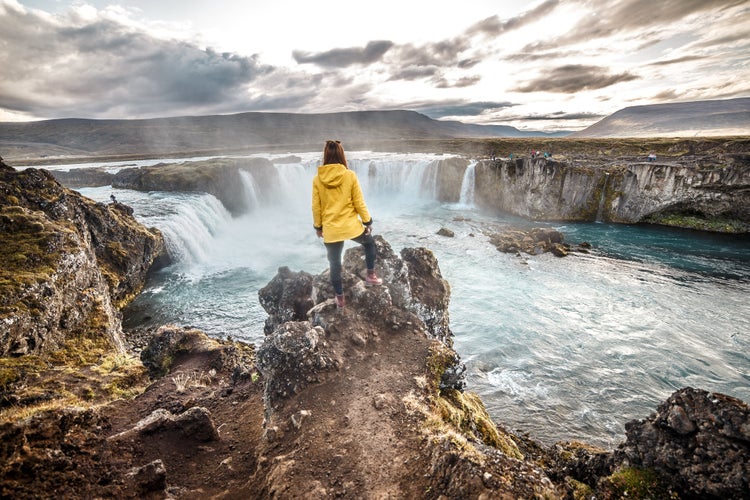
[323,140,347,167]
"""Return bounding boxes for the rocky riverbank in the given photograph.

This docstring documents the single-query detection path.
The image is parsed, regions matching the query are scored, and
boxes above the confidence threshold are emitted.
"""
[1,159,749,498]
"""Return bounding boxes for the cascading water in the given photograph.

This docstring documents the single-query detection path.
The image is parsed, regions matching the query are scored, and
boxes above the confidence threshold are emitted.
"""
[70,152,750,448]
[349,157,440,203]
[458,161,477,206]
[595,172,610,222]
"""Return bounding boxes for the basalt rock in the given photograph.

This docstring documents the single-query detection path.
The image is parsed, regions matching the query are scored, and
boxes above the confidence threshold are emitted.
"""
[614,387,750,498]
[489,227,576,257]
[50,167,115,188]
[473,155,750,231]
[258,236,452,346]
[0,161,166,356]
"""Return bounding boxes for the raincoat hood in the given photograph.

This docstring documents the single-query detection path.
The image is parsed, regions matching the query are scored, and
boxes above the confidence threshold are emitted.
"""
[317,163,347,188]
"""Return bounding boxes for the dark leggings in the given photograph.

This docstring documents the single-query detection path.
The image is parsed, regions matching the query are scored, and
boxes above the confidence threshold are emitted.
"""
[325,231,377,295]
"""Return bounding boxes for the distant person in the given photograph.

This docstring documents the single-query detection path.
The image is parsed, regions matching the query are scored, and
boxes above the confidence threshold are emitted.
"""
[648,152,657,162]
[110,193,117,204]
[312,140,383,309]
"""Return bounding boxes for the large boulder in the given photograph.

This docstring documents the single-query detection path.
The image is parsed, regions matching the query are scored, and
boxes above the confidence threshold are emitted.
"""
[615,387,750,498]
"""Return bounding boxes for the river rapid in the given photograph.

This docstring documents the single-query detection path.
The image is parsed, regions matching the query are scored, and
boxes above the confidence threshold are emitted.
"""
[57,151,750,448]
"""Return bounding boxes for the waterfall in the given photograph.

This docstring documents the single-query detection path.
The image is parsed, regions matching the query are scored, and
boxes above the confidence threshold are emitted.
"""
[595,173,610,222]
[239,170,260,211]
[350,158,439,202]
[272,163,311,212]
[458,161,477,206]
[153,193,233,266]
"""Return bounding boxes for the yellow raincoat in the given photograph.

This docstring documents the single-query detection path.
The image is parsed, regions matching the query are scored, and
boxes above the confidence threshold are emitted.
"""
[312,163,372,243]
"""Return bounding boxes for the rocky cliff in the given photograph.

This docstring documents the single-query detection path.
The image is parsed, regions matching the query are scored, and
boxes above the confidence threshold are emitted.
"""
[472,151,750,232]
[0,159,166,357]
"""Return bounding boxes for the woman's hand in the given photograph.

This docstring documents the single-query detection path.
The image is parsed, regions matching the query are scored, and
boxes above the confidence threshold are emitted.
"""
[316,228,323,238]
[364,225,372,236]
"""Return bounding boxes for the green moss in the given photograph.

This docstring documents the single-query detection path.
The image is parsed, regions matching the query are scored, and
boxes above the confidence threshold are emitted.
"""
[0,207,72,303]
[602,467,677,499]
[438,389,523,459]
[426,341,457,390]
[425,341,523,459]
[645,212,748,233]
[566,478,595,500]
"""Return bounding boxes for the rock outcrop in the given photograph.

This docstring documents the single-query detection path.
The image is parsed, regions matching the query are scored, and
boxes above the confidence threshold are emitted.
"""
[0,160,166,357]
[474,151,750,231]
[616,387,750,498]
[44,139,750,232]
[488,227,591,257]
[249,237,560,498]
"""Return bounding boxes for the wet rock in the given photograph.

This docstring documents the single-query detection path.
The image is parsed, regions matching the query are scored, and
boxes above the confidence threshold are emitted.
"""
[489,227,571,257]
[437,227,454,237]
[615,387,750,499]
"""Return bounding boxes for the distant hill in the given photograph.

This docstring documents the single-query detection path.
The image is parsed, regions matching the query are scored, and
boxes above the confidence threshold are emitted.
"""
[571,98,750,138]
[0,110,565,161]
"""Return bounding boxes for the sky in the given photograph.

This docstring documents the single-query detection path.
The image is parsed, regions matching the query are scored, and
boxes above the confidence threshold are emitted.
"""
[0,0,748,131]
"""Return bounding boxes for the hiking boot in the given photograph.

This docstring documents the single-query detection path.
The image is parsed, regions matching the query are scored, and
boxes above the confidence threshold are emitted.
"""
[365,271,383,287]
[335,294,346,309]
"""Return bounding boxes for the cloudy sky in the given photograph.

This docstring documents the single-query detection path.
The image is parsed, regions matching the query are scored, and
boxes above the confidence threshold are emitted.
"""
[1,0,748,131]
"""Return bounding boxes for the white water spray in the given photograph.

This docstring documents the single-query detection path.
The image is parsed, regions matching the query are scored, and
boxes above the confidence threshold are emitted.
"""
[458,161,477,206]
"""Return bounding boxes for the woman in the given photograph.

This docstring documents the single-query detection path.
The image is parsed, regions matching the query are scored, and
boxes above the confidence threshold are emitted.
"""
[312,140,382,308]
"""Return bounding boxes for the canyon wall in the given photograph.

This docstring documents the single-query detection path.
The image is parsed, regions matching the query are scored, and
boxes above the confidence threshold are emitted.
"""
[471,155,750,229]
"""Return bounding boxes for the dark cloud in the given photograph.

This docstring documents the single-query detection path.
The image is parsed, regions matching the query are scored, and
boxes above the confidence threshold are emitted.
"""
[388,66,440,81]
[652,89,680,101]
[468,0,560,37]
[415,101,517,119]
[390,38,471,68]
[292,41,394,68]
[504,50,581,62]
[0,3,276,118]
[514,65,639,93]
[692,30,750,49]
[592,0,745,31]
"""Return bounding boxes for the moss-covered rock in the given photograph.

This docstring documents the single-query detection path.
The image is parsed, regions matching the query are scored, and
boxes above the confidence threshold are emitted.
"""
[1,161,165,356]
[0,158,166,418]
